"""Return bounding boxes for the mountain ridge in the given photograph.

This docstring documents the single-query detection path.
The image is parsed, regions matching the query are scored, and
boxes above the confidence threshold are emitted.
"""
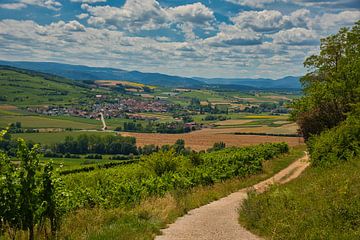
[0,60,301,89]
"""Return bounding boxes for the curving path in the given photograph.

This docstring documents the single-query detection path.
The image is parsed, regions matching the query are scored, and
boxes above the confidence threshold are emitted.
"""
[155,153,309,240]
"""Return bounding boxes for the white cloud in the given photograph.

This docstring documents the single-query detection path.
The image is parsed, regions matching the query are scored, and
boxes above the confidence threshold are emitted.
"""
[204,25,263,46]
[231,10,285,32]
[0,3,27,10]
[168,3,214,25]
[76,13,89,20]
[71,0,106,3]
[286,8,311,28]
[273,28,318,45]
[19,0,62,10]
[82,0,214,33]
[226,0,276,8]
[314,10,360,30]
[82,0,169,31]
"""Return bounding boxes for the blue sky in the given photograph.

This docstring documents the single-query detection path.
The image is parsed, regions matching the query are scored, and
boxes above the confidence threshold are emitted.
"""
[0,0,359,78]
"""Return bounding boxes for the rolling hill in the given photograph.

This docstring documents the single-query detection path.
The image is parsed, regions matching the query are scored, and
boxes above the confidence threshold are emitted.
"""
[0,60,204,89]
[196,76,301,89]
[0,60,301,89]
[0,66,91,106]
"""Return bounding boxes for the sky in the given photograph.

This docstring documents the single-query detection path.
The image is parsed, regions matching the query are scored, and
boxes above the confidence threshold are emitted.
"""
[0,0,359,79]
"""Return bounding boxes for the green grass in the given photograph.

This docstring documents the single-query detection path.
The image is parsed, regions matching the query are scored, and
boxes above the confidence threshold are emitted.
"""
[239,158,360,240]
[0,69,91,106]
[0,115,99,129]
[57,145,306,240]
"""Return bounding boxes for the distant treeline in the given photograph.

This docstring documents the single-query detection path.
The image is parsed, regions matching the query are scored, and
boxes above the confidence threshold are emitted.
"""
[50,134,137,155]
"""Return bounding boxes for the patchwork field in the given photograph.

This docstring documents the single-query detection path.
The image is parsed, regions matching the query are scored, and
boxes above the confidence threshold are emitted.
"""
[123,125,303,151]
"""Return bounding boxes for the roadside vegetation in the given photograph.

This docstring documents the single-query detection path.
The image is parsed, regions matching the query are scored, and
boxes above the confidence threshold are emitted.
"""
[239,20,360,239]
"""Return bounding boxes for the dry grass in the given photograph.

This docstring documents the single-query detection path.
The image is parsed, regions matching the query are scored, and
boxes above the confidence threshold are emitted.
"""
[0,105,17,110]
[261,95,291,101]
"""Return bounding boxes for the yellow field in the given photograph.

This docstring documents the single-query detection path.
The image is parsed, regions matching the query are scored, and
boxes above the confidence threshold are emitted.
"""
[95,80,156,89]
[214,119,253,126]
[243,115,287,119]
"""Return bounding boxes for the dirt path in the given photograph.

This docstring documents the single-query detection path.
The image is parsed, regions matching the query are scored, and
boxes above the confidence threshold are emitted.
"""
[155,153,309,240]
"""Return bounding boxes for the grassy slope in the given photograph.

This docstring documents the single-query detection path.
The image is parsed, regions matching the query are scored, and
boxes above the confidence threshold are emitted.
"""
[0,68,89,106]
[58,145,306,240]
[239,159,360,240]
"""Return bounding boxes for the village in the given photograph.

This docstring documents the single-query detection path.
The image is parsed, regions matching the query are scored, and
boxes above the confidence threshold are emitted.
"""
[27,97,173,121]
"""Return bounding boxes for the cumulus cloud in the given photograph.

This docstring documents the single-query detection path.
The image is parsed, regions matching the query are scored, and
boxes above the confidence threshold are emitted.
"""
[314,10,360,30]
[293,0,360,9]
[82,0,215,35]
[19,0,62,10]
[205,26,263,46]
[168,3,214,25]
[286,8,311,28]
[226,0,276,8]
[1,0,358,78]
[0,3,27,10]
[82,0,169,31]
[76,13,89,20]
[231,10,285,32]
[273,28,318,45]
[71,0,106,3]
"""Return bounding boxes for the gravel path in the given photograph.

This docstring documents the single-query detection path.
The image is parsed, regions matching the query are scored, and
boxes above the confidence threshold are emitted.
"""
[156,153,309,240]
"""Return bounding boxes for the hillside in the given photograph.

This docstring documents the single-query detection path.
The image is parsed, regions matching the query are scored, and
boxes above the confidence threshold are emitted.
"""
[196,76,301,89]
[0,60,301,89]
[0,66,91,106]
[0,61,205,89]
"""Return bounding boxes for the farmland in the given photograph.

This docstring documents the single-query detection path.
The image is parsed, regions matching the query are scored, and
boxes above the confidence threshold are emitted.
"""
[123,125,302,151]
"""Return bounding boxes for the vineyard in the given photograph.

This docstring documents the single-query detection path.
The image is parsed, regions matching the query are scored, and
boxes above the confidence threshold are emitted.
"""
[0,134,289,239]
[63,143,289,209]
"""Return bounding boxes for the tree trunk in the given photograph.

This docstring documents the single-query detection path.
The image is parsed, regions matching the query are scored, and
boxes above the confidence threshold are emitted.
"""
[29,226,34,240]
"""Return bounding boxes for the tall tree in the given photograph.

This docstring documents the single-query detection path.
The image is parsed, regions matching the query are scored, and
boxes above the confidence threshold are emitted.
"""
[291,20,360,140]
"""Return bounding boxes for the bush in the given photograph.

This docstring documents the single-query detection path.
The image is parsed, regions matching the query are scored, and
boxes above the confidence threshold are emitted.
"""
[140,150,187,176]
[85,154,103,160]
[308,115,360,167]
[207,142,226,152]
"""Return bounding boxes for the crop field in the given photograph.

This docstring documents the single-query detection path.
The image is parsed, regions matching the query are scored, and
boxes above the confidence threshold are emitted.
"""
[213,119,254,125]
[0,115,99,129]
[96,80,156,89]
[123,127,303,151]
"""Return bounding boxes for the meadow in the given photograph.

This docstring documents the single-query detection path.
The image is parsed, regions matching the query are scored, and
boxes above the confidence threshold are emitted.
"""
[239,157,360,239]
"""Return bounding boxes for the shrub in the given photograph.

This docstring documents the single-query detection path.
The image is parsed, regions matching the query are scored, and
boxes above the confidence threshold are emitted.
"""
[308,115,360,167]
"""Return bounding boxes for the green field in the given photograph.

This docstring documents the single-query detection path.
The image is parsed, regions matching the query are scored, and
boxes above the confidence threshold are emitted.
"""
[0,68,93,106]
[0,115,101,129]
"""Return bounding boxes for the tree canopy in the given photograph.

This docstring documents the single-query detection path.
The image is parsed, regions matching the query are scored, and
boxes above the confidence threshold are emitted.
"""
[291,20,360,140]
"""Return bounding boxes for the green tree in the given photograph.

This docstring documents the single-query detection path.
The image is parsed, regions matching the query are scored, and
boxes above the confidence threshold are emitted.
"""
[291,21,360,140]
[0,131,68,240]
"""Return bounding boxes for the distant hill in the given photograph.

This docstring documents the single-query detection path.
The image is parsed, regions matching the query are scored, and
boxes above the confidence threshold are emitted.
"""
[195,76,301,89]
[0,60,204,89]
[0,60,301,89]
[0,65,90,106]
